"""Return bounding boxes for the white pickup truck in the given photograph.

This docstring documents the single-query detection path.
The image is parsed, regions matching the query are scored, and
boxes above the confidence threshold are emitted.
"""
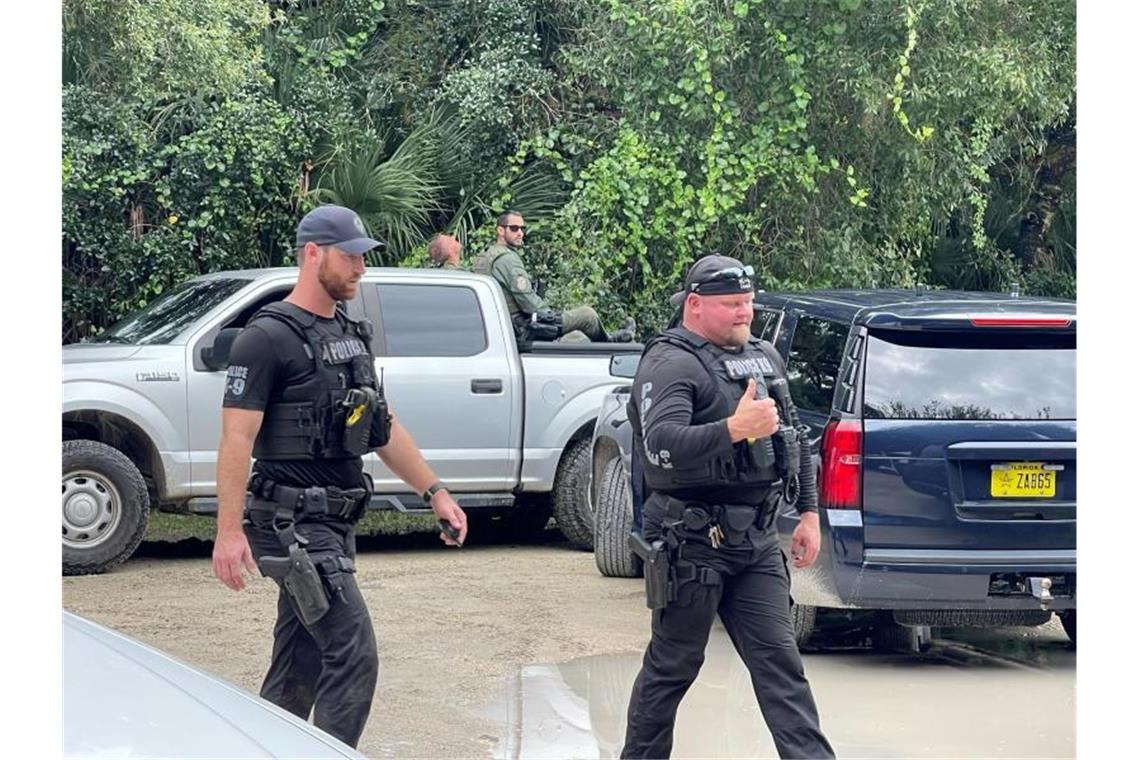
[62,267,641,574]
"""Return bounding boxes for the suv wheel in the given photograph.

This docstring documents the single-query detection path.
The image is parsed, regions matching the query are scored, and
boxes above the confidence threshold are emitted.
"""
[63,440,150,575]
[791,603,817,649]
[552,438,595,550]
[594,456,643,578]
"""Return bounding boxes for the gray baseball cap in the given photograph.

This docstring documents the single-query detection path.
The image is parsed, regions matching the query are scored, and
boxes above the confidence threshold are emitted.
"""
[669,254,755,305]
[295,205,380,255]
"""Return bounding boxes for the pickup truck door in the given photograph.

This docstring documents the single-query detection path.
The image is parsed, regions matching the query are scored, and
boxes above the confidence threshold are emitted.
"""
[360,275,518,491]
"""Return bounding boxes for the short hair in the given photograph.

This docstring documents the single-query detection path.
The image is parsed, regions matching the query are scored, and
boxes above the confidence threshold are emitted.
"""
[497,210,523,227]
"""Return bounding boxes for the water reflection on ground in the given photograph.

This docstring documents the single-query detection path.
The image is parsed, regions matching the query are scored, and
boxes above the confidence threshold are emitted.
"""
[481,621,1074,759]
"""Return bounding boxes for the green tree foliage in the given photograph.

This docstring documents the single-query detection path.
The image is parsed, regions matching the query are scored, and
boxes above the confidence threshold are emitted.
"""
[62,0,1075,342]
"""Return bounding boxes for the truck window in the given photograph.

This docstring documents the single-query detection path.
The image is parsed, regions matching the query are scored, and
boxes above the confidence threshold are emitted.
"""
[91,277,251,345]
[785,316,847,414]
[862,330,1076,419]
[376,284,488,357]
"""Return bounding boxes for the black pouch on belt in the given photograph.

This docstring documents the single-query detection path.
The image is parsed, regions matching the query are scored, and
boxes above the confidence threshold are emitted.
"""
[258,544,331,626]
[341,387,376,456]
[721,505,759,544]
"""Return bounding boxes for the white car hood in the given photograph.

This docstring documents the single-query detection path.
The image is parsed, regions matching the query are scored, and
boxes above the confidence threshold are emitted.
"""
[63,611,363,759]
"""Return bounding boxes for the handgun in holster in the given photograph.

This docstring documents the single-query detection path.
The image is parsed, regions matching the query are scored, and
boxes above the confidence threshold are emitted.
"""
[629,532,671,610]
[258,544,331,626]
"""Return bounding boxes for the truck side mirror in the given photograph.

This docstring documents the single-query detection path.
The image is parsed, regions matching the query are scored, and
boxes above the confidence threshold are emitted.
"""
[200,328,241,372]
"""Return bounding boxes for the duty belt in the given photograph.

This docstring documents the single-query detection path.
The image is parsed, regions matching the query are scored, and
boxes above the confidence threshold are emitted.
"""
[662,493,781,545]
[247,480,370,521]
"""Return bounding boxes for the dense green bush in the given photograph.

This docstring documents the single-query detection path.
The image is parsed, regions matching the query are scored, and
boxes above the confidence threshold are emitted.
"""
[62,0,1075,343]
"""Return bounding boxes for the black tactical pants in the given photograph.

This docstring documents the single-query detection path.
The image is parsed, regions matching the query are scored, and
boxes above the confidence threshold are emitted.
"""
[245,513,378,749]
[622,505,833,759]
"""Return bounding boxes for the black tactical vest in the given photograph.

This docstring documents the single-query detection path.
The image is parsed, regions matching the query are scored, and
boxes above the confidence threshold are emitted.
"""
[629,327,784,498]
[251,302,389,461]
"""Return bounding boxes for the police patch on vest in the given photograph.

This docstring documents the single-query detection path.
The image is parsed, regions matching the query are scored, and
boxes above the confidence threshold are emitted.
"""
[320,338,368,365]
[722,356,775,379]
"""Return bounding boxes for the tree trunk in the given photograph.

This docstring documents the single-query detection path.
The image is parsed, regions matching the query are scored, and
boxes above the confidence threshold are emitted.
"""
[1014,119,1076,271]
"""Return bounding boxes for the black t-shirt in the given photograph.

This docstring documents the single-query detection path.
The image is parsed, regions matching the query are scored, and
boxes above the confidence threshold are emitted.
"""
[223,308,381,490]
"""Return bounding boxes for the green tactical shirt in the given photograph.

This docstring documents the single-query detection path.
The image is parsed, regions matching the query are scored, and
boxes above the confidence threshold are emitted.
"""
[472,243,546,317]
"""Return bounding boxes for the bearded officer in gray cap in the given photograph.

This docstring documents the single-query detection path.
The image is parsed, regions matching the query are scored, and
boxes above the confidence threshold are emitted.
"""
[212,204,468,748]
[621,254,833,759]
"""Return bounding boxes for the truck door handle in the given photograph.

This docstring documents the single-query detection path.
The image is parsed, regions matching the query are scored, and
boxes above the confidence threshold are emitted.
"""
[471,378,503,394]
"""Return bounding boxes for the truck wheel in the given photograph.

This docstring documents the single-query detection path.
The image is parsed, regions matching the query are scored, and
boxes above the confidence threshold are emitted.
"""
[552,438,594,550]
[594,456,643,578]
[1058,610,1076,645]
[791,603,817,649]
[63,440,150,575]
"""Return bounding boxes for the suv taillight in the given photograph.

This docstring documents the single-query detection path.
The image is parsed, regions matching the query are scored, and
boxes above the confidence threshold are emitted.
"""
[820,419,862,509]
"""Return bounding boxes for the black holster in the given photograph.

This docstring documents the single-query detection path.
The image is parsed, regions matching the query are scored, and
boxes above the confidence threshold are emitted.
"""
[258,544,331,626]
[629,532,671,610]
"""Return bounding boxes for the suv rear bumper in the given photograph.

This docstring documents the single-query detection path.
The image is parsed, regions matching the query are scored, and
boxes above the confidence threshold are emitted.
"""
[778,509,1076,611]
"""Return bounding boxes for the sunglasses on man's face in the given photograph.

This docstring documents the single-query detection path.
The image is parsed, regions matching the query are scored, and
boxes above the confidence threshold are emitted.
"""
[690,264,754,293]
[504,224,527,233]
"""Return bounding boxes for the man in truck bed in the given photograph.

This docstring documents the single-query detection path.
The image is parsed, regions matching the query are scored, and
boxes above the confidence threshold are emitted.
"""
[473,209,636,343]
[211,204,468,748]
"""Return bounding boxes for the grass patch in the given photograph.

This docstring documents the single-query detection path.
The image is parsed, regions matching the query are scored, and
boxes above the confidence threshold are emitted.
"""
[145,509,441,543]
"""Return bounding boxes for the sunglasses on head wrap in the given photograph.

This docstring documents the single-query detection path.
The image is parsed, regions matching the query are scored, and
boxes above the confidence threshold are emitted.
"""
[689,265,755,294]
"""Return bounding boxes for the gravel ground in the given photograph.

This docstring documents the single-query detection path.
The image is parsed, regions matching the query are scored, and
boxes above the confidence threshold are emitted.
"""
[63,530,650,758]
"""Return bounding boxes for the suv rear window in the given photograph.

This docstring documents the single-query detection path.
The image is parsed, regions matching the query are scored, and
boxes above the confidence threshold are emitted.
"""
[862,330,1076,420]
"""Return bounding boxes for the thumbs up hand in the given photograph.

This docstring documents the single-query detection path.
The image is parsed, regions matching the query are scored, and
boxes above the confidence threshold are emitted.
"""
[727,379,780,443]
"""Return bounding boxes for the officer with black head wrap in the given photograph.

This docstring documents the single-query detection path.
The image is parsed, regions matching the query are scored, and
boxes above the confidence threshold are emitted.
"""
[212,205,468,749]
[622,255,833,759]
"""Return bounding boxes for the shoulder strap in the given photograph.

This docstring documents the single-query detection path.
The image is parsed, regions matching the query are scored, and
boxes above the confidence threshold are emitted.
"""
[752,339,787,376]
[247,300,321,364]
[644,328,721,385]
[249,301,312,346]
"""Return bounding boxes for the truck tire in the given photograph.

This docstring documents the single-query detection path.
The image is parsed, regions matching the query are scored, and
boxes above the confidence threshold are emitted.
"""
[1058,610,1076,645]
[63,440,150,575]
[871,612,932,654]
[594,456,643,578]
[552,438,594,550]
[791,603,817,649]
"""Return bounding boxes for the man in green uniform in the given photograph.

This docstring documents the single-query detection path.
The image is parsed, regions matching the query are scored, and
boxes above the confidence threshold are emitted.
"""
[427,233,464,270]
[472,210,635,343]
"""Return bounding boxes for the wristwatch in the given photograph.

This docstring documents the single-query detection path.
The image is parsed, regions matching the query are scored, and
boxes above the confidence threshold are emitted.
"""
[421,481,447,505]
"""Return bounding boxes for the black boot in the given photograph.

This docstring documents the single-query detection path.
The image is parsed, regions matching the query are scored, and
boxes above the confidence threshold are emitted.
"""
[608,317,637,343]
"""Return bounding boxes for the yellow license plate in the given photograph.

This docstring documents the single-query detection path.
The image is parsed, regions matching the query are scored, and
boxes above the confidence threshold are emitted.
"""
[990,463,1056,498]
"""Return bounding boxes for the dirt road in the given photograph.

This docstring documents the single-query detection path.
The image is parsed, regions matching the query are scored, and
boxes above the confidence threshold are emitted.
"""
[63,533,649,758]
[63,532,1074,759]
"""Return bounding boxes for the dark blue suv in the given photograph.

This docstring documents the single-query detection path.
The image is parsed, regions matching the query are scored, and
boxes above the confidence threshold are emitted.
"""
[589,289,1076,649]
